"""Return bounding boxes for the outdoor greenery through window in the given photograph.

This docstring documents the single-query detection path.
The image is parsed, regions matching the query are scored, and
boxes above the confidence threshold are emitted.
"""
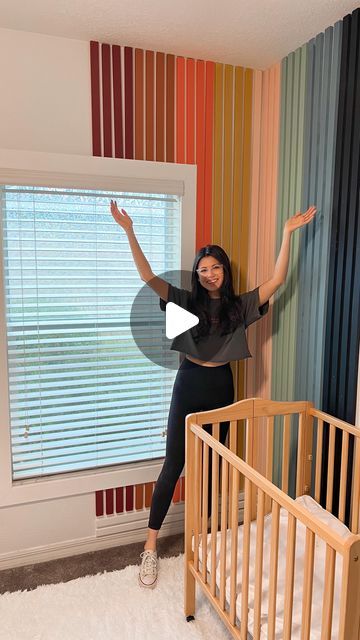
[0,185,181,480]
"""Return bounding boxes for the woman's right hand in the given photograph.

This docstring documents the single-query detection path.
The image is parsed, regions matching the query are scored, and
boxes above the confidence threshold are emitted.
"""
[110,200,133,233]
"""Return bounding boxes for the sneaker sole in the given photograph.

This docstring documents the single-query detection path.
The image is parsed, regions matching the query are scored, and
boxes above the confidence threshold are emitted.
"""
[138,574,157,589]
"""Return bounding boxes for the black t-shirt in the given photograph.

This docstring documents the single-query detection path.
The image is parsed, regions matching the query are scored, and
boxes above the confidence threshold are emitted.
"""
[160,284,269,362]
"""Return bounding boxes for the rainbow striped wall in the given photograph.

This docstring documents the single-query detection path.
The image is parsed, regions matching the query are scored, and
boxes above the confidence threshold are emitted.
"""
[91,6,360,515]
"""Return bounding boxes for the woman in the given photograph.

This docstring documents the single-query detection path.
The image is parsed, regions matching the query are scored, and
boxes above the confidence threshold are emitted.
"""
[110,200,316,588]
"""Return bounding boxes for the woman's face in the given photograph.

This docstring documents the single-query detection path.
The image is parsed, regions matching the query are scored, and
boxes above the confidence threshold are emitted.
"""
[196,256,224,296]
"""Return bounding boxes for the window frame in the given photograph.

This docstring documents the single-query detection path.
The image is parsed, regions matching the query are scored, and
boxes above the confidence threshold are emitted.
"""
[0,149,196,507]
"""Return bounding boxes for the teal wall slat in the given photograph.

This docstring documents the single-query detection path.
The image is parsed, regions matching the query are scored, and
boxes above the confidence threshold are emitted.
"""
[295,23,342,407]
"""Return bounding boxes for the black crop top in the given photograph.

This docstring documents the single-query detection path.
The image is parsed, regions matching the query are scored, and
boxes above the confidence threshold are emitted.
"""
[159,284,269,362]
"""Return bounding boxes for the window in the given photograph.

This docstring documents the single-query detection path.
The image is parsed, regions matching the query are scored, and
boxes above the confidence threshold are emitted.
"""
[1,184,181,480]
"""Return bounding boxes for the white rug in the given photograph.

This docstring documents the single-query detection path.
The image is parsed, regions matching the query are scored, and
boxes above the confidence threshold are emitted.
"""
[0,554,232,640]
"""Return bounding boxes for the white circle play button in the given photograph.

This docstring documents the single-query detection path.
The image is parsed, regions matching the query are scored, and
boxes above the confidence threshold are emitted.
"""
[165,302,199,339]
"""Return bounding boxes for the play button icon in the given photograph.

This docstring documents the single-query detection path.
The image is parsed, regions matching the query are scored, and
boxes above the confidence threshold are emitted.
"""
[165,302,199,339]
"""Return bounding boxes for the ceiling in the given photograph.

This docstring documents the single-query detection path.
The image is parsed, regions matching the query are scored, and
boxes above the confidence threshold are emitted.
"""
[0,0,359,69]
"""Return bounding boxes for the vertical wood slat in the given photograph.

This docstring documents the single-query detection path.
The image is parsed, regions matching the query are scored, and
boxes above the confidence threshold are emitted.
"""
[116,486,124,513]
[350,436,360,533]
[203,61,215,246]
[229,468,239,626]
[166,54,175,163]
[338,539,360,639]
[135,483,143,510]
[95,489,104,516]
[339,430,349,522]
[176,57,185,164]
[125,485,133,511]
[282,414,291,493]
[144,482,153,508]
[134,48,144,160]
[295,25,342,408]
[266,416,274,512]
[232,66,244,294]
[155,52,165,162]
[241,477,251,637]
[124,47,133,159]
[222,64,233,257]
[219,458,229,610]
[145,50,154,161]
[326,424,336,510]
[296,412,306,497]
[321,545,336,639]
[212,63,224,246]
[113,45,124,158]
[186,58,195,164]
[253,489,265,637]
[101,43,112,158]
[201,442,209,582]
[210,423,220,596]
[283,513,297,639]
[315,419,324,502]
[90,41,101,157]
[301,528,315,640]
[194,434,201,571]
[268,500,280,640]
[228,420,237,522]
[195,59,206,250]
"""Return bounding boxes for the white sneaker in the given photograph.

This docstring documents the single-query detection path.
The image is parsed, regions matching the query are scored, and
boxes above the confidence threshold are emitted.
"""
[138,550,158,588]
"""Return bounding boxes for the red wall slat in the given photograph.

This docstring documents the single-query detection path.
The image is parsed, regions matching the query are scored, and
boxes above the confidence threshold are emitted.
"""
[124,47,134,159]
[90,41,101,157]
[112,45,123,158]
[101,44,112,158]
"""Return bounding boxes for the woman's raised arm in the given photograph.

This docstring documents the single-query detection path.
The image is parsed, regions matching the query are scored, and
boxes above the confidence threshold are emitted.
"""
[110,200,169,301]
[258,205,317,306]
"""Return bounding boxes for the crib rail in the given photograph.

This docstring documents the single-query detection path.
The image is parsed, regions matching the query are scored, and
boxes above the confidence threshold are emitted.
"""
[309,408,360,534]
[184,399,360,640]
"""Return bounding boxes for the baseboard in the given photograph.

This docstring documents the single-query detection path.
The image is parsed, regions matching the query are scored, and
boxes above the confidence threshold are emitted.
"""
[0,491,245,572]
[0,504,185,571]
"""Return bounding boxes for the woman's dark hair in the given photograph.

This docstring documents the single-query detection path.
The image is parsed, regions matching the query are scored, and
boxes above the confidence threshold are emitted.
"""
[188,244,243,342]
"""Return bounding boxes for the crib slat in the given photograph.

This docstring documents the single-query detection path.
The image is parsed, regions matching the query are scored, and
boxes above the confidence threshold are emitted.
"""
[339,430,349,522]
[265,417,274,512]
[202,442,209,582]
[254,489,265,638]
[219,459,229,610]
[301,528,315,640]
[350,436,360,534]
[229,419,238,453]
[230,468,240,626]
[210,422,220,596]
[296,412,305,496]
[268,501,280,640]
[283,513,296,640]
[315,419,324,502]
[326,424,336,511]
[321,545,336,639]
[241,477,251,638]
[194,434,201,571]
[282,414,291,493]
[229,419,238,522]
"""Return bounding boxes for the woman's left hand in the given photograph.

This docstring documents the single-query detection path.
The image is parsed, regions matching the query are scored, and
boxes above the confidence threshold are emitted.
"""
[284,205,317,234]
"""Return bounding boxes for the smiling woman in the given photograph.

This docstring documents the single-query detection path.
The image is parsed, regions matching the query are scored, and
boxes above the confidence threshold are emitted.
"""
[109,199,317,589]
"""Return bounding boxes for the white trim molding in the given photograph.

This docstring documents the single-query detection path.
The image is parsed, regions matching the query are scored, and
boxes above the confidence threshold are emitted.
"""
[0,148,197,508]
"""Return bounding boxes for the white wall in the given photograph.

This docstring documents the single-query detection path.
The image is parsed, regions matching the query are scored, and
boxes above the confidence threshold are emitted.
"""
[0,29,189,566]
[0,28,92,155]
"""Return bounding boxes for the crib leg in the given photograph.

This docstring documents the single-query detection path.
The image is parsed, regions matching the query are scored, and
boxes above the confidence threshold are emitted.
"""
[184,564,196,621]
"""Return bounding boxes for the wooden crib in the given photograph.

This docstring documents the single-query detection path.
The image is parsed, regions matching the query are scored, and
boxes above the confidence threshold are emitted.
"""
[184,399,360,639]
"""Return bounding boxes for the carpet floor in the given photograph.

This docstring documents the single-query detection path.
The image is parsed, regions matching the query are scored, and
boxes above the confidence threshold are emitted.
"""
[0,552,233,640]
[0,533,184,594]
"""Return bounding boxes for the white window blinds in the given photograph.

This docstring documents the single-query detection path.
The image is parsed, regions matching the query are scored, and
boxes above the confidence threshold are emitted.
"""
[0,185,181,480]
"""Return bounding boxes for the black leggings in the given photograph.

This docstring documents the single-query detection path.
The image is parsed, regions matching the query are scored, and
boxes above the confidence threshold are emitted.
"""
[148,357,234,530]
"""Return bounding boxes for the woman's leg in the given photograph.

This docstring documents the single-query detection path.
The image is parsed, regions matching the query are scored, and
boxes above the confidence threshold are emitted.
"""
[144,360,234,550]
